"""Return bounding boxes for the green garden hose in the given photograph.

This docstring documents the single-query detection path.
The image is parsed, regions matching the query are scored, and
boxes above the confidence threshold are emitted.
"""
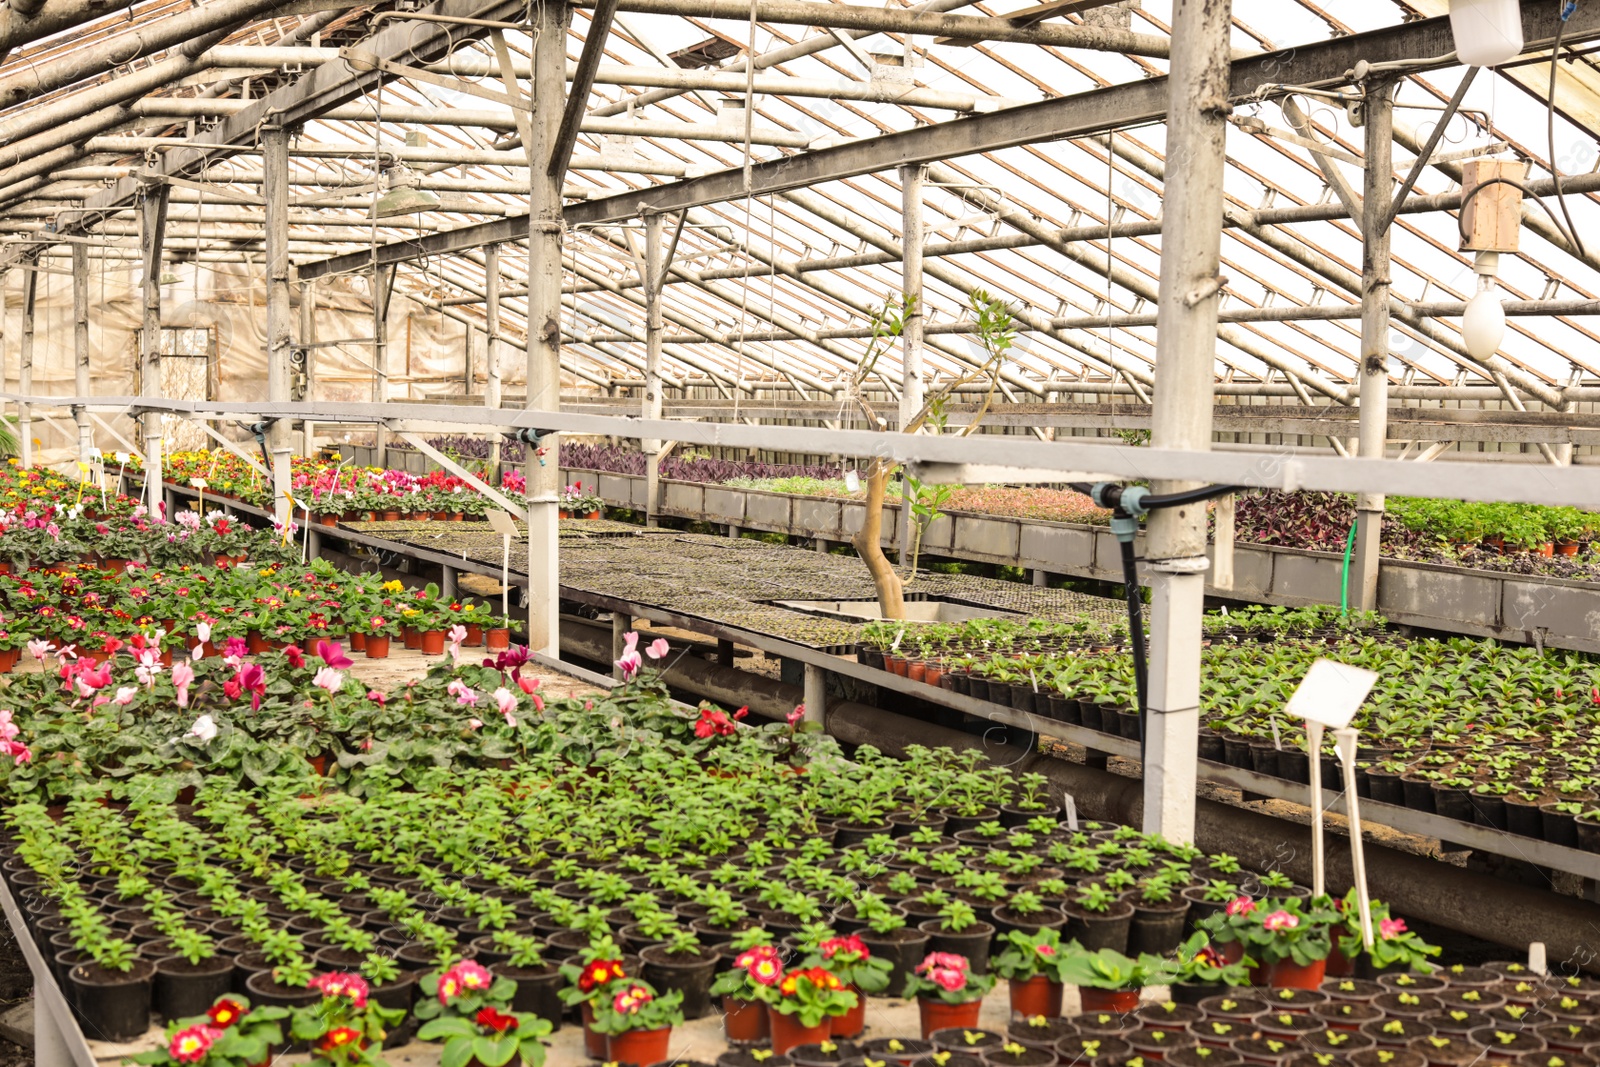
[1340,522,1356,614]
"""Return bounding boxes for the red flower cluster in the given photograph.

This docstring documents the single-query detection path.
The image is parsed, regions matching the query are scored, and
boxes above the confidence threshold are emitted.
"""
[577,959,625,993]
[318,1027,362,1051]
[475,1007,519,1033]
[694,703,748,738]
[779,966,842,997]
[819,934,870,962]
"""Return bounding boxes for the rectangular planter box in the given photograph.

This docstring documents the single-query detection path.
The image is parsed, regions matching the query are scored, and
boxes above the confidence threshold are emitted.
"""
[598,474,642,509]
[661,481,704,517]
[702,487,746,524]
[744,491,793,530]
[1020,522,1096,572]
[952,515,1020,561]
[1379,563,1501,631]
[794,498,844,537]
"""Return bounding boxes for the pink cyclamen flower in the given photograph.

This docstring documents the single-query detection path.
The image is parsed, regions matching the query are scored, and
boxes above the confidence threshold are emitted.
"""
[315,639,353,669]
[1226,896,1256,917]
[113,686,138,706]
[787,704,805,725]
[171,661,195,708]
[313,667,344,693]
[1262,910,1299,932]
[367,690,386,706]
[447,624,468,665]
[645,638,670,661]
[494,687,518,727]
[447,679,479,707]
[1379,918,1407,940]
[467,718,483,730]
[25,639,50,662]
[616,649,641,680]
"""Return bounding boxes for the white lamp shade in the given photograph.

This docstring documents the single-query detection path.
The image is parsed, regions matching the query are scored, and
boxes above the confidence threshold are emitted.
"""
[1449,0,1524,68]
[1462,288,1507,360]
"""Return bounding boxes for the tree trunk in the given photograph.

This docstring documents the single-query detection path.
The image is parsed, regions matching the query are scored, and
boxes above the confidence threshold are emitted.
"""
[852,458,905,619]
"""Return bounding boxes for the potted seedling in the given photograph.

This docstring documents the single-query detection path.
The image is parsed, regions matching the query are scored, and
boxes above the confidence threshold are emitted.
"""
[766,966,858,1056]
[992,927,1071,1018]
[917,899,996,975]
[903,951,995,1040]
[1056,943,1176,1013]
[711,941,782,1045]
[1063,881,1135,954]
[639,926,721,1021]
[588,979,685,1067]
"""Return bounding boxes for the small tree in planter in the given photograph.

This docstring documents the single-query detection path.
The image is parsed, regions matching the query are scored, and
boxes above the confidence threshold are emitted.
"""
[767,967,859,1055]
[1055,944,1177,1013]
[903,951,995,1040]
[993,927,1072,1018]
[589,980,685,1067]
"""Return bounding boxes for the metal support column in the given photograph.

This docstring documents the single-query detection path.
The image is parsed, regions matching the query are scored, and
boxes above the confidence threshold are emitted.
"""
[612,612,629,679]
[523,0,571,656]
[300,278,316,457]
[264,124,293,530]
[17,264,34,470]
[484,243,503,475]
[896,163,926,561]
[1141,0,1232,844]
[1352,80,1394,612]
[642,213,667,527]
[72,243,92,470]
[139,185,168,516]
[803,661,826,726]
[372,262,394,470]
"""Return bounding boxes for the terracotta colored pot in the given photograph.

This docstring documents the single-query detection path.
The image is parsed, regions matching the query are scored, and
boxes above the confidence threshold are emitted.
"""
[586,510,601,520]
[307,754,329,777]
[924,665,945,688]
[559,509,571,520]
[402,627,422,650]
[1557,540,1581,556]
[350,633,367,652]
[1080,988,1141,1013]
[580,1003,606,1060]
[0,648,17,675]
[918,997,983,1040]
[723,996,768,1043]
[247,631,270,654]
[382,510,400,522]
[885,655,909,677]
[606,1026,672,1067]
[0,562,13,576]
[1537,543,1555,557]
[833,986,866,1039]
[1010,974,1064,1018]
[1270,959,1328,991]
[908,660,927,683]
[103,558,129,575]
[769,1008,833,1056]
[464,625,484,647]
[319,514,339,527]
[433,511,449,521]
[365,636,391,659]
[420,631,446,655]
[486,628,511,652]
[1324,945,1355,978]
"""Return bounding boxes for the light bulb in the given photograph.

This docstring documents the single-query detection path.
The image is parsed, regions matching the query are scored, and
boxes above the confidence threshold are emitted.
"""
[1462,279,1506,360]
[1449,0,1524,68]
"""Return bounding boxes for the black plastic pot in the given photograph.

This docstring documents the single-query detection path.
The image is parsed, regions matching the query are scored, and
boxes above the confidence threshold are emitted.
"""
[990,905,1066,939]
[860,926,930,997]
[244,969,322,1008]
[917,918,995,974]
[1366,769,1404,805]
[69,959,157,1042]
[1540,803,1582,848]
[1472,793,1510,832]
[640,944,720,1020]
[499,962,564,1026]
[1062,900,1134,953]
[154,955,235,1024]
[1129,899,1190,955]
[1432,783,1475,823]
[1398,775,1437,814]
[1505,796,1546,839]
[372,974,420,1047]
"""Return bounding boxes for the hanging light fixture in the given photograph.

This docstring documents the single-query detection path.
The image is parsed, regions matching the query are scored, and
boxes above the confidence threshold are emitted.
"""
[373,164,439,218]
[1448,0,1524,68]
[1462,251,1507,360]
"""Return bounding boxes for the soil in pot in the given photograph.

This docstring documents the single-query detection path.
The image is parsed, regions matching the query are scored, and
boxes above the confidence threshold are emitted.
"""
[787,1040,860,1066]
[1314,1001,1385,1030]
[1421,1012,1492,1036]
[640,943,720,1020]
[983,1045,1056,1067]
[1138,1001,1206,1028]
[1537,1023,1600,1052]
[1351,1051,1426,1067]
[68,959,156,1042]
[1056,1035,1132,1066]
[154,955,235,1024]
[931,1028,1003,1055]
[718,1053,794,1067]
[1168,1048,1245,1067]
[1406,1034,1486,1067]
[1126,1028,1201,1060]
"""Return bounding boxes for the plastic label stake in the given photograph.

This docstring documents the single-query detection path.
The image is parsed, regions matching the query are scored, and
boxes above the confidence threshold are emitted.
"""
[487,509,519,620]
[1285,658,1378,915]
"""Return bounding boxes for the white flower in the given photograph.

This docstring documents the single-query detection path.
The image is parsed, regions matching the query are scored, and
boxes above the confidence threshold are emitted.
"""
[184,715,218,743]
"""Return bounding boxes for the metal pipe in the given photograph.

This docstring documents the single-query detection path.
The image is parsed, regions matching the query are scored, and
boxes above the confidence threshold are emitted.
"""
[125,97,816,146]
[576,0,1174,56]
[0,0,139,71]
[71,241,90,469]
[79,139,691,174]
[17,265,34,470]
[264,124,293,530]
[139,184,167,516]
[485,243,502,473]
